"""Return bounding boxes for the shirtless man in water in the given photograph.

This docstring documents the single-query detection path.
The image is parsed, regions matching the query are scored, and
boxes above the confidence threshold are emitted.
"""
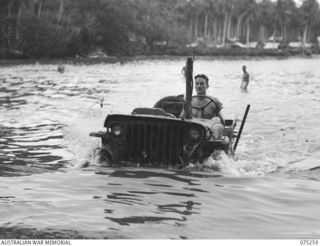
[240,65,249,90]
[192,74,224,123]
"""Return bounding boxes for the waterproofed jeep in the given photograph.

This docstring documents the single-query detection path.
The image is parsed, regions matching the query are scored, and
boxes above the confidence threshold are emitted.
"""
[90,58,249,168]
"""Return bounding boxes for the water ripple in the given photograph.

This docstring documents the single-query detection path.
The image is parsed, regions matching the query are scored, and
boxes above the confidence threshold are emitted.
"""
[1,58,320,238]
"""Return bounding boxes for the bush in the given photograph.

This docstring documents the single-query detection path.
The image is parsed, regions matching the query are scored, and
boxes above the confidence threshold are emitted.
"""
[17,16,71,58]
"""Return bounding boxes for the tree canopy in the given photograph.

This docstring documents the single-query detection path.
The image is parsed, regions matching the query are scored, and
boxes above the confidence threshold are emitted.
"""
[0,0,319,58]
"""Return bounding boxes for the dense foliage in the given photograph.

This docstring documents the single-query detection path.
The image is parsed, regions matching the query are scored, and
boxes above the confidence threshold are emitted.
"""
[0,0,319,58]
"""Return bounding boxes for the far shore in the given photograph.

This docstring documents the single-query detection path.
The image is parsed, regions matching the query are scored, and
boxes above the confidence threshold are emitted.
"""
[0,47,318,66]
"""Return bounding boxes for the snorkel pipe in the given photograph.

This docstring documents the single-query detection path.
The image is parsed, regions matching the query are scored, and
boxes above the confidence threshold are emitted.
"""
[185,57,194,119]
[233,104,250,153]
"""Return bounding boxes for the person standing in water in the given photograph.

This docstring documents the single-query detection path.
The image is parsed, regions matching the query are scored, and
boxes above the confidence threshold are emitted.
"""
[240,65,249,90]
[181,65,187,78]
[57,63,65,73]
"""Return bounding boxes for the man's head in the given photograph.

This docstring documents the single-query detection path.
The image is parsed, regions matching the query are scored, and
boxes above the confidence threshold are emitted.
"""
[195,74,209,95]
[242,65,247,72]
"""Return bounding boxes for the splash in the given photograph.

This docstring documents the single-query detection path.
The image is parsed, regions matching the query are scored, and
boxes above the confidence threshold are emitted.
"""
[185,151,281,177]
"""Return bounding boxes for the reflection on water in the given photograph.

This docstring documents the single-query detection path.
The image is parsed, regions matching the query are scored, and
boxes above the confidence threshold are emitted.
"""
[0,123,69,176]
[0,226,90,239]
[1,57,320,238]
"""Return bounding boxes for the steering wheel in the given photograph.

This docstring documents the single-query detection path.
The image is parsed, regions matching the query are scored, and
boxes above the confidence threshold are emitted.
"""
[192,95,219,111]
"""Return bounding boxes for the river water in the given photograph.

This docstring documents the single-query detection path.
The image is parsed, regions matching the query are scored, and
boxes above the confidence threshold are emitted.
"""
[0,56,320,239]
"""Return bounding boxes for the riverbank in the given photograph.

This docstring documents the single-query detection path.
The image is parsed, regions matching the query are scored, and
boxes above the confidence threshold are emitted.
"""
[0,47,317,66]
[151,46,317,57]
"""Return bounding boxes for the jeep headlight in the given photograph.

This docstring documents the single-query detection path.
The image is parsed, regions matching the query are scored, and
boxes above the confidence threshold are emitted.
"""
[211,123,225,139]
[188,128,202,143]
[111,124,124,137]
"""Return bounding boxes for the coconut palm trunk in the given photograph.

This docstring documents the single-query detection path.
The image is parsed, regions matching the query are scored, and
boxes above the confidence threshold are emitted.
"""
[189,18,193,42]
[283,23,287,43]
[194,14,198,40]
[15,5,21,39]
[37,0,42,17]
[222,12,228,46]
[212,17,217,45]
[302,24,308,47]
[204,13,208,41]
[246,21,250,45]
[227,13,232,40]
[236,14,244,40]
[259,25,266,43]
[57,0,65,23]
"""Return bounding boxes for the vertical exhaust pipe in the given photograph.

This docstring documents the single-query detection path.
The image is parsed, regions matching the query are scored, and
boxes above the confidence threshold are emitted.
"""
[185,57,194,119]
[233,104,250,153]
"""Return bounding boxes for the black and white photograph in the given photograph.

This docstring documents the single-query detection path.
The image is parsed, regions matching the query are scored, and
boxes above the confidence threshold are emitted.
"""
[1,0,320,242]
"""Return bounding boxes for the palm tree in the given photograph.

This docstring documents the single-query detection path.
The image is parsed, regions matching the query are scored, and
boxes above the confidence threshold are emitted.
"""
[33,0,44,17]
[282,0,296,43]
[201,0,211,42]
[244,0,258,45]
[210,0,225,45]
[234,0,250,41]
[57,0,65,23]
[299,0,320,46]
[256,0,274,44]
[206,0,220,45]
[220,0,235,46]
[176,0,198,42]
[1,0,28,46]
[271,0,295,43]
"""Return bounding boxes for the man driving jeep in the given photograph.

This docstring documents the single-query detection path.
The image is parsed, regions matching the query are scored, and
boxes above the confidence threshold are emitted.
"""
[192,74,224,123]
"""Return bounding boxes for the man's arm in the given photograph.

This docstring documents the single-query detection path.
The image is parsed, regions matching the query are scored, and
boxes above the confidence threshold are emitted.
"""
[218,111,225,124]
[208,97,224,123]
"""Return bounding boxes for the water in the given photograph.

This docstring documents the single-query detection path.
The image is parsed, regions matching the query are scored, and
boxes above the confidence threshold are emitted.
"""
[1,57,320,239]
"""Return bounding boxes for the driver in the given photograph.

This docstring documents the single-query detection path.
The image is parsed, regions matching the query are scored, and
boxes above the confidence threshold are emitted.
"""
[192,74,224,123]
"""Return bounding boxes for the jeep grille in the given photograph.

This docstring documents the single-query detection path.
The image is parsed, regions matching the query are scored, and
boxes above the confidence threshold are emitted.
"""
[105,115,204,166]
